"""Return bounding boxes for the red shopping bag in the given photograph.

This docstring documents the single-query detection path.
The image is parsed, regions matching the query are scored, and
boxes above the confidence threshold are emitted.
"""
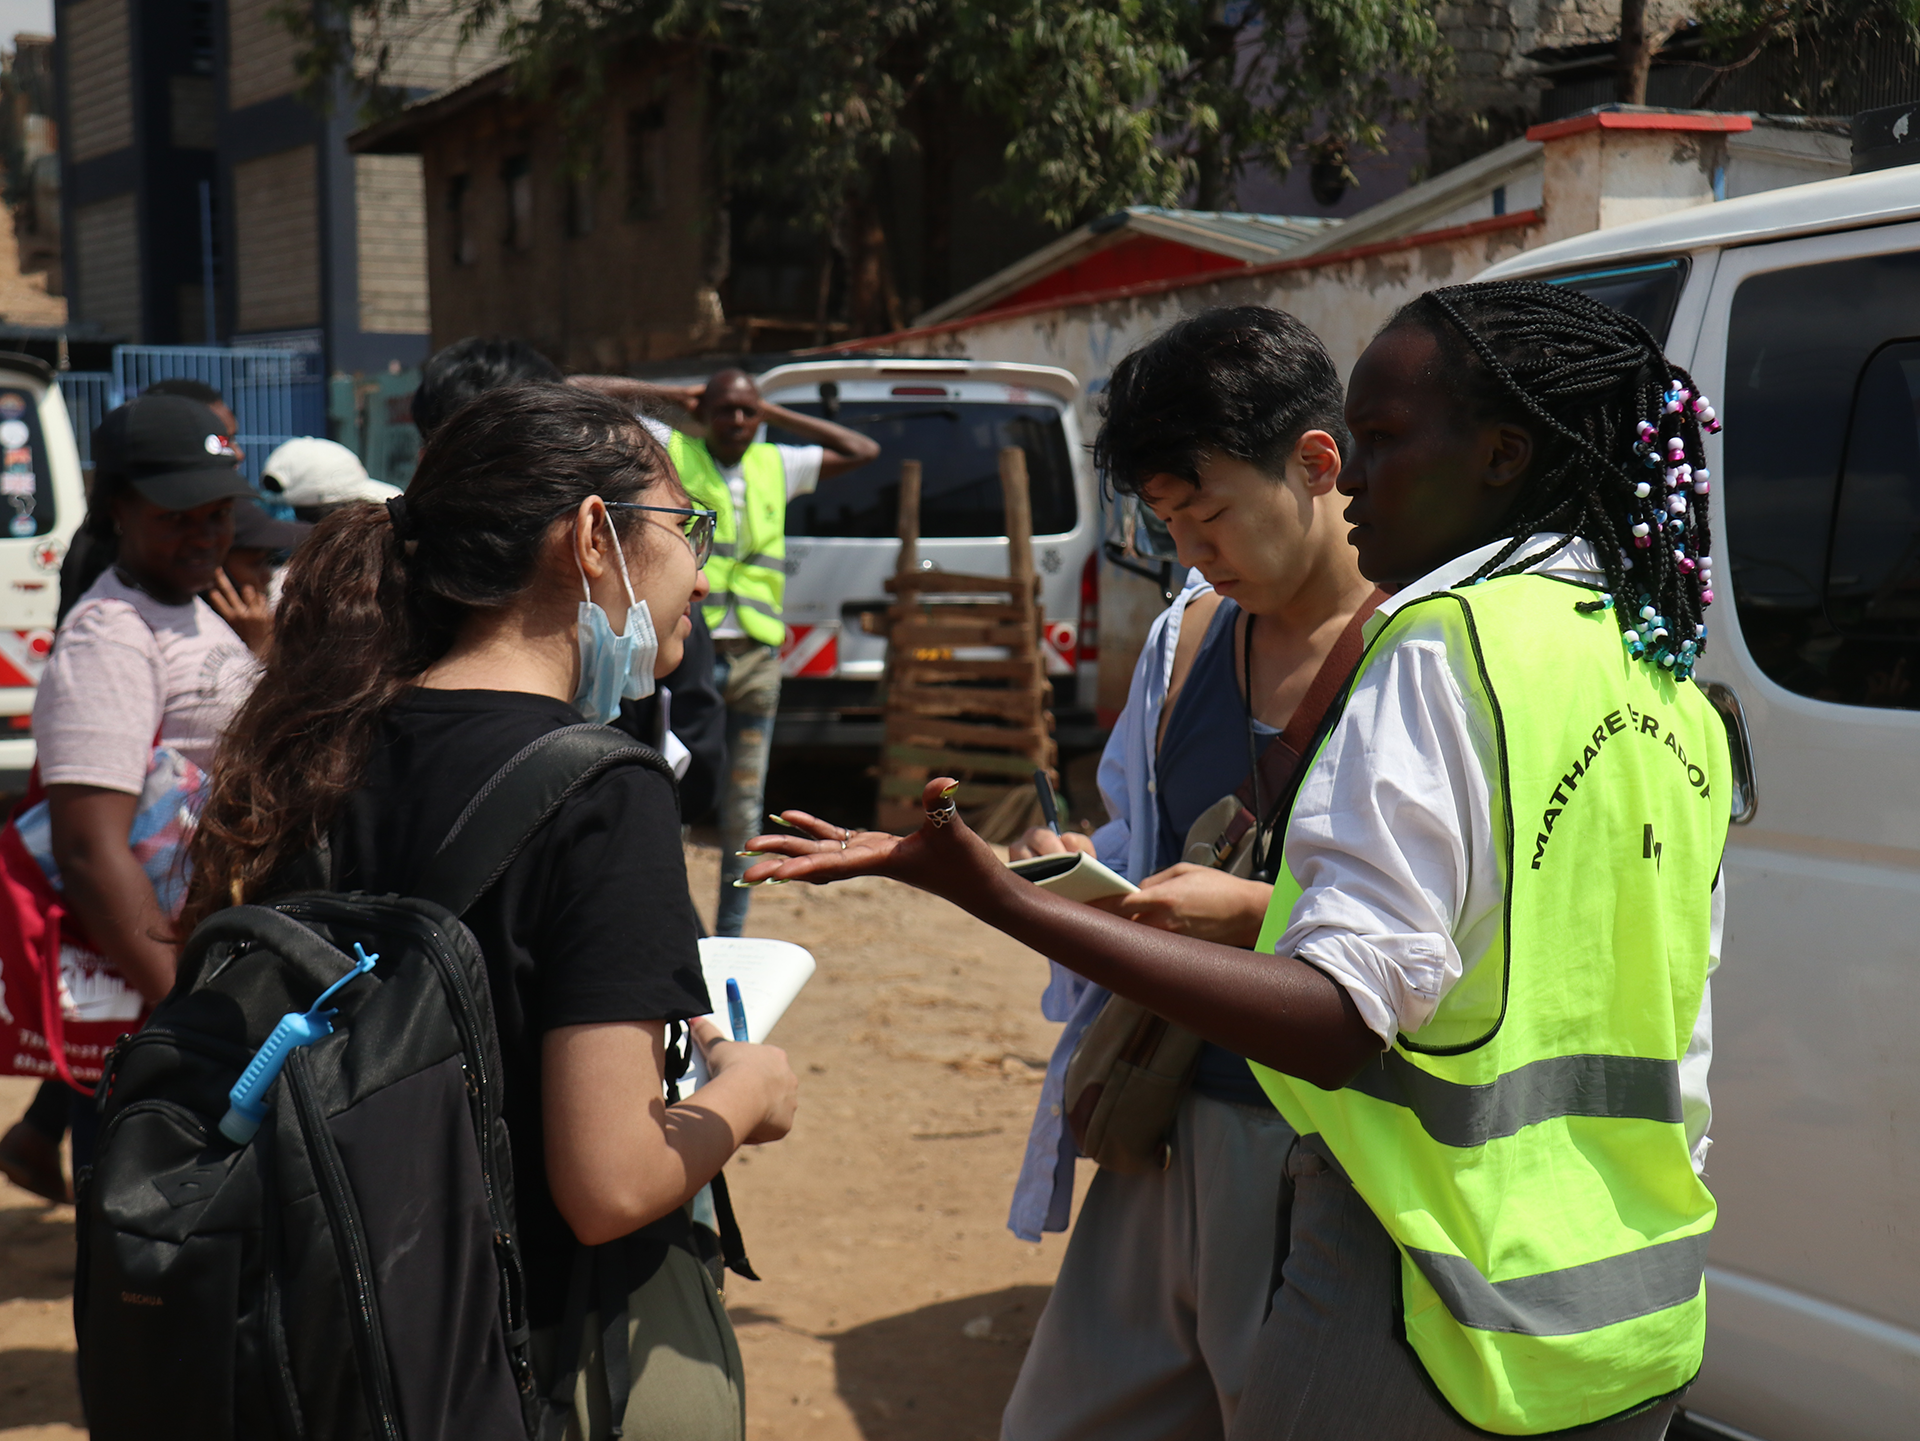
[0,780,148,1091]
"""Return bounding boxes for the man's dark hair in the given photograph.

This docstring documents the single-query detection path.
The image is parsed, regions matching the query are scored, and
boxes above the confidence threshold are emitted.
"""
[412,336,563,439]
[143,377,223,406]
[1094,306,1349,495]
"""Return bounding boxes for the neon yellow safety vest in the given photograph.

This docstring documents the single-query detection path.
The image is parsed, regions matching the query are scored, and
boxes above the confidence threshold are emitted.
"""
[667,431,788,647]
[1253,573,1727,1435]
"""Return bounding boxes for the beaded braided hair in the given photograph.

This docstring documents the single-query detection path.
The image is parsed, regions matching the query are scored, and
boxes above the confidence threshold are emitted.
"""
[1386,279,1721,681]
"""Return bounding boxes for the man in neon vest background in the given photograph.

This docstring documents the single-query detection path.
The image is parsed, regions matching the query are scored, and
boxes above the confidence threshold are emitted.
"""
[646,369,878,934]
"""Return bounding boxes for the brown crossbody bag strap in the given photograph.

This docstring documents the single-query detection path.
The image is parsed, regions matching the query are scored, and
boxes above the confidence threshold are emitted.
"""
[1210,587,1387,877]
[1061,588,1386,1174]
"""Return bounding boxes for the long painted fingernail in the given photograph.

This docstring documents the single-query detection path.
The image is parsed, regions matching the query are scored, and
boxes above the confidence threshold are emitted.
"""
[734,851,760,858]
[731,878,788,888]
[767,814,798,829]
[940,784,958,799]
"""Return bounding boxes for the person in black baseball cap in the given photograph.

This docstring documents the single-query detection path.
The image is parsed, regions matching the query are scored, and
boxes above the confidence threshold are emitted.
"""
[59,393,257,624]
[30,395,269,1181]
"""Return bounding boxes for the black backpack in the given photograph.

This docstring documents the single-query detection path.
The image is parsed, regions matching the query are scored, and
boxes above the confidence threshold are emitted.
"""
[75,724,668,1441]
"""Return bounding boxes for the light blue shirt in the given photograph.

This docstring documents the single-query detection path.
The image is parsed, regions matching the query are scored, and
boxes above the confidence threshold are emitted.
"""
[1006,571,1212,1241]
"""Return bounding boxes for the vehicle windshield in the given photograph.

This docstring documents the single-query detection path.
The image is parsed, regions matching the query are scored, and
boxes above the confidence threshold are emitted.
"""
[1546,258,1689,345]
[770,400,1078,538]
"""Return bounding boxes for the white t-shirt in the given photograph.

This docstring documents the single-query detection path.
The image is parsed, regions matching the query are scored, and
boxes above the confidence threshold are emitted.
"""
[34,569,260,792]
[643,417,824,639]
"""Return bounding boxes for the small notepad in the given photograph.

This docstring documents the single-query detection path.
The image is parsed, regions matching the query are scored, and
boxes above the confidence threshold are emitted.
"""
[678,937,817,1094]
[1005,851,1138,903]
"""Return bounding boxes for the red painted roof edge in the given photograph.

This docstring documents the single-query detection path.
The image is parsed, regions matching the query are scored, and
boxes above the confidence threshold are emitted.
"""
[1525,110,1753,144]
[807,208,1544,355]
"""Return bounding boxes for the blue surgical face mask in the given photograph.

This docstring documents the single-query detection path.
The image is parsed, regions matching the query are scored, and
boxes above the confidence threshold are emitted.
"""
[573,521,658,724]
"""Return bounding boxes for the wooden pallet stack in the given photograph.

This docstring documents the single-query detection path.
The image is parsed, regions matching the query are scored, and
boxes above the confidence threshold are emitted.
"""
[873,448,1057,835]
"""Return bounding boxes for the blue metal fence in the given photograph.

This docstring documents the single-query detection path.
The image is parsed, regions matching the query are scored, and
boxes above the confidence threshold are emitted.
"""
[112,345,326,486]
[57,371,116,466]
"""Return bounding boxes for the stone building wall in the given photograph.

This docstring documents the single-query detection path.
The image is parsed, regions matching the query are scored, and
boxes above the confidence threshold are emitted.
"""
[1430,0,1695,170]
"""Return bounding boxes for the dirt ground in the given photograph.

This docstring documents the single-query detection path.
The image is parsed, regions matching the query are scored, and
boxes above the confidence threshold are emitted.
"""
[0,839,1090,1440]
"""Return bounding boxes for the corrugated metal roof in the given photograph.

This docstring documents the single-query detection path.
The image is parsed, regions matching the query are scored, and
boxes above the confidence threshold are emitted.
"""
[915,207,1339,325]
[1116,208,1342,261]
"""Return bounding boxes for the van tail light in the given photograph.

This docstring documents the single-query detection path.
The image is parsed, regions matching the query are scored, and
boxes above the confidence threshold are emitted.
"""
[1078,551,1099,665]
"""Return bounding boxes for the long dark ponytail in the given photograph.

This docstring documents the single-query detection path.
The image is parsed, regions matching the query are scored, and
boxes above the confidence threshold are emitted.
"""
[1386,279,1718,679]
[181,384,669,932]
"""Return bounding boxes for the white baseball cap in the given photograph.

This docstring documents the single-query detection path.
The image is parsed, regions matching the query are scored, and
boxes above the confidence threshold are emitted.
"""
[260,437,401,510]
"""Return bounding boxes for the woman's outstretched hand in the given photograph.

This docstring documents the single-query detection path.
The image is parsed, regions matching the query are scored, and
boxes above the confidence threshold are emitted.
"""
[740,777,1003,902]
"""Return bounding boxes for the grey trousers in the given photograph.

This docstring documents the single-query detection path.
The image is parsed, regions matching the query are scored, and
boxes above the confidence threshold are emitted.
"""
[1003,1093,1299,1441]
[1232,1136,1682,1440]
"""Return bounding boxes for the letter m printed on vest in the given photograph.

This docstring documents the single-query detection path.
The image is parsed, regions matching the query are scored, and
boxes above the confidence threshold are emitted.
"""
[1252,574,1729,1434]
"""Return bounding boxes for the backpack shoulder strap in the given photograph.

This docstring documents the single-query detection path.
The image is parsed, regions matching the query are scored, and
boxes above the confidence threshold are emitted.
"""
[415,723,674,917]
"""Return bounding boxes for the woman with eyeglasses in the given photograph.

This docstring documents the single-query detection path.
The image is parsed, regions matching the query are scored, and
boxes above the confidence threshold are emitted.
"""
[180,384,792,1441]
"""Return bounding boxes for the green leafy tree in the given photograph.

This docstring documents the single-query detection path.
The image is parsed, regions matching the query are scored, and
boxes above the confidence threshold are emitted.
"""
[299,0,1447,335]
[1690,0,1920,111]
[962,0,1445,224]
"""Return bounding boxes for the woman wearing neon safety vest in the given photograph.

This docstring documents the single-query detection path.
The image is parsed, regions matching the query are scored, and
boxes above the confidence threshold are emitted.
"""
[741,281,1729,1438]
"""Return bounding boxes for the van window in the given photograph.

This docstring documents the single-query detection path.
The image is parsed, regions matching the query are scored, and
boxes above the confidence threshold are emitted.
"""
[1826,341,1920,677]
[0,387,53,538]
[772,401,1078,538]
[1547,259,1688,344]
[1725,251,1920,708]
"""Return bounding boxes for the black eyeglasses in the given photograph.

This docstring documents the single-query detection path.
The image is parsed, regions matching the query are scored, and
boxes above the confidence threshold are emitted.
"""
[606,502,717,566]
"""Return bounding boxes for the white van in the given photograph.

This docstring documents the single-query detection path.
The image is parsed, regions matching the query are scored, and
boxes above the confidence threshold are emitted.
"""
[0,353,86,791]
[754,357,1104,751]
[1479,164,1920,1441]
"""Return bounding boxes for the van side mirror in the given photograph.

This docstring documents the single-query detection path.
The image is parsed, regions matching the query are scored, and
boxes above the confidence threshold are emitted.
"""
[1701,681,1757,824]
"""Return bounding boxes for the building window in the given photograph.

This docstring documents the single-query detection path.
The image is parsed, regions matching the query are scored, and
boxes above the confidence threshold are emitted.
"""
[448,173,475,266]
[503,154,533,251]
[567,173,595,238]
[626,106,664,221]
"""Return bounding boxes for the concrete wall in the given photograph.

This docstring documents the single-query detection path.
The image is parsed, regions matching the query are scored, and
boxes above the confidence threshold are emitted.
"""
[1536,124,1723,243]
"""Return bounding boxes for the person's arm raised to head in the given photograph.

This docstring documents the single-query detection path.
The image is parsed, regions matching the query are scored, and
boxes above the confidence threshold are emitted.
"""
[747,784,1382,1091]
[756,399,880,478]
[566,375,704,424]
[544,1017,798,1246]
[47,785,177,1004]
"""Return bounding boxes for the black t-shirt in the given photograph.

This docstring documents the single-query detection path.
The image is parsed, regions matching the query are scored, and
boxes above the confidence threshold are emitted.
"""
[329,688,710,1325]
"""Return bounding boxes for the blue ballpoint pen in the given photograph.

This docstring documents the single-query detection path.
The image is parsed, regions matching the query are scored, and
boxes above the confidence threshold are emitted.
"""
[725,978,749,1042]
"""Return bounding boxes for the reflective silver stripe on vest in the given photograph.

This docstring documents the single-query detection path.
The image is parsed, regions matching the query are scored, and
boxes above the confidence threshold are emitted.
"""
[1406,1231,1709,1337]
[705,591,783,620]
[740,551,783,571]
[1347,1050,1683,1149]
[710,540,738,559]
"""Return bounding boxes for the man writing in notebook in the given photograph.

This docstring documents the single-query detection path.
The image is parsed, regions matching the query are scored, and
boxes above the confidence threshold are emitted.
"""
[1003,307,1382,1441]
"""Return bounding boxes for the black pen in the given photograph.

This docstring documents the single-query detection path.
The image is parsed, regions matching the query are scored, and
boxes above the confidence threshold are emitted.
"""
[1033,769,1061,835]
